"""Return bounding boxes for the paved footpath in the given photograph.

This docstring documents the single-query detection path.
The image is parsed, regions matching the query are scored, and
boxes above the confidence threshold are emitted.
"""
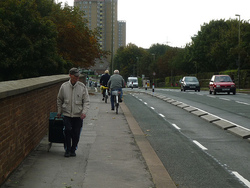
[1,91,176,188]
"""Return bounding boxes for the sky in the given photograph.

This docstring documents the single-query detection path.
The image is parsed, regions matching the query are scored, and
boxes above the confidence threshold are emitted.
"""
[58,0,250,49]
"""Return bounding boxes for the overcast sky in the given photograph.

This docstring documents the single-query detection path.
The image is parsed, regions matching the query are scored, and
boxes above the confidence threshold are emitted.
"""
[58,0,250,48]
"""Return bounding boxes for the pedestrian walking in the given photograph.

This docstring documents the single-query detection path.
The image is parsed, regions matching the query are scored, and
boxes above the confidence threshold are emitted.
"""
[57,67,90,157]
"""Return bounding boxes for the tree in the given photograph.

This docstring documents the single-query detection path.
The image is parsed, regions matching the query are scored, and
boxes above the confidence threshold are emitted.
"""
[113,43,145,79]
[186,19,248,73]
[50,4,108,68]
[0,0,107,81]
[0,0,63,80]
[156,47,181,79]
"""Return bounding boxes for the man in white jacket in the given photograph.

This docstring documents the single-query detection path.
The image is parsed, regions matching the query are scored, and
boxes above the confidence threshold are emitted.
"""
[57,68,90,157]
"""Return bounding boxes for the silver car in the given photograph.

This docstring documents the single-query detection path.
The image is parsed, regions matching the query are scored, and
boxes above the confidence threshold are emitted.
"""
[180,76,200,92]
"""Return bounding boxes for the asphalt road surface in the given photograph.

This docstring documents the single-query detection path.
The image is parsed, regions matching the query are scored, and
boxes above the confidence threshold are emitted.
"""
[123,88,250,188]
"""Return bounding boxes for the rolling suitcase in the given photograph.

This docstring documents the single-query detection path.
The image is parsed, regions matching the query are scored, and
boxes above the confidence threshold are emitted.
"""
[48,112,65,151]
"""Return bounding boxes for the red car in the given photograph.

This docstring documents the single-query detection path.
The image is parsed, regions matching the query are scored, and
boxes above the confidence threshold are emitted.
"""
[209,75,236,95]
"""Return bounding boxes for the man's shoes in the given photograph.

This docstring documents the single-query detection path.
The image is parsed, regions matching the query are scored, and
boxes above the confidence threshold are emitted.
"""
[102,98,104,101]
[64,151,70,157]
[111,108,114,110]
[119,99,122,102]
[70,151,76,157]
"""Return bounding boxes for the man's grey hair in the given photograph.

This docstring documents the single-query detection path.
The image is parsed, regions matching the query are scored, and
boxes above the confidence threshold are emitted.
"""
[114,70,119,74]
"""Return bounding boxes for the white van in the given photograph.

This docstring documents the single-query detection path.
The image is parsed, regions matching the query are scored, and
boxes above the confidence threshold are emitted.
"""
[127,77,138,88]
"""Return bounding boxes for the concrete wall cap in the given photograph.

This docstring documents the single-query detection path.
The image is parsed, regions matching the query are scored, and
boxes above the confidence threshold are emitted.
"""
[0,75,69,99]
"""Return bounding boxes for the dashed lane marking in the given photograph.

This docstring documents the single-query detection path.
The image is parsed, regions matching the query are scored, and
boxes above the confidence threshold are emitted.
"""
[159,113,165,118]
[236,101,250,106]
[232,171,250,188]
[193,140,208,151]
[172,124,181,130]
[219,98,230,101]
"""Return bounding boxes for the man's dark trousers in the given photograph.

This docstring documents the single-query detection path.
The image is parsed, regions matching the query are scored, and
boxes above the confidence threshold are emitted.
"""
[63,116,83,153]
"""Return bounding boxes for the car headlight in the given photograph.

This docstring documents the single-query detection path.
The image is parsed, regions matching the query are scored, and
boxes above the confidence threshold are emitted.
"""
[216,85,220,88]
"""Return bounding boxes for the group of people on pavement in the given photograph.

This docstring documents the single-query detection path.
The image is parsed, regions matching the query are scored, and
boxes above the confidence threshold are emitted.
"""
[57,67,124,157]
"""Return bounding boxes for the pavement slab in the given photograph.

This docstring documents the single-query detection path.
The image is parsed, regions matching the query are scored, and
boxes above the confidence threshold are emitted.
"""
[1,92,156,188]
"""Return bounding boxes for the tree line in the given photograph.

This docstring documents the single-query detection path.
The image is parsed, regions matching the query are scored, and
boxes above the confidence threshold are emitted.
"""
[2,1,249,85]
[113,19,250,86]
[0,0,108,81]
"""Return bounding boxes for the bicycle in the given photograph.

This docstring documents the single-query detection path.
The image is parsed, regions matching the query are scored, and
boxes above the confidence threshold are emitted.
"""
[112,90,121,114]
[101,86,109,103]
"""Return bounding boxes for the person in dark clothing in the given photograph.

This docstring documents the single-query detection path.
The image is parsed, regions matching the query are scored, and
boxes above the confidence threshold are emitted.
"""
[100,70,110,100]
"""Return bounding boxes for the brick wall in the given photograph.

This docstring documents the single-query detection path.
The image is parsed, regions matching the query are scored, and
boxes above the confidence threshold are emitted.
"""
[0,75,79,185]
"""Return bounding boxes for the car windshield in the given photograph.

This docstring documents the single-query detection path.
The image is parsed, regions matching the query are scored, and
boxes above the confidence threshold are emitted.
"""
[215,76,232,82]
[130,79,137,82]
[185,77,198,82]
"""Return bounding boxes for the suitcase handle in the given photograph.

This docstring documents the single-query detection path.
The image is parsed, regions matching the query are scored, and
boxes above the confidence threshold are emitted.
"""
[54,116,63,121]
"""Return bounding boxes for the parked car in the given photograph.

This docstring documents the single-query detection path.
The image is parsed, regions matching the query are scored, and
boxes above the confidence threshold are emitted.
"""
[180,76,200,92]
[209,75,236,95]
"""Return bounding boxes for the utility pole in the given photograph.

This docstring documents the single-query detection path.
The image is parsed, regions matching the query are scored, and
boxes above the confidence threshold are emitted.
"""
[111,0,114,73]
[235,14,241,89]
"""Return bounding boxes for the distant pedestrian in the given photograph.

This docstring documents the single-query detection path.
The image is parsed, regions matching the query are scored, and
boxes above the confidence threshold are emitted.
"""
[57,67,90,157]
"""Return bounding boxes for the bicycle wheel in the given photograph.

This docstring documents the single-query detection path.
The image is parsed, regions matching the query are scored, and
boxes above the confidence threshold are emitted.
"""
[115,96,119,114]
[105,93,108,103]
[116,103,119,114]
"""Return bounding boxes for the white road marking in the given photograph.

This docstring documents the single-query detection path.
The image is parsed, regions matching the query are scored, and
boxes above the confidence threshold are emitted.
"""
[131,91,250,134]
[139,99,142,101]
[232,171,250,188]
[193,140,208,150]
[220,98,230,101]
[159,113,165,118]
[144,102,147,105]
[193,107,250,132]
[207,95,216,98]
[172,124,181,130]
[236,101,250,105]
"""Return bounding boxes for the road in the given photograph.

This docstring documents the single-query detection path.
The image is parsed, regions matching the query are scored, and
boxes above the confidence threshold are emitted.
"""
[123,88,250,188]
[156,89,250,129]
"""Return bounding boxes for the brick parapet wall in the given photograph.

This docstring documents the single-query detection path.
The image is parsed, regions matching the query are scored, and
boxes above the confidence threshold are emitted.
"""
[0,75,74,185]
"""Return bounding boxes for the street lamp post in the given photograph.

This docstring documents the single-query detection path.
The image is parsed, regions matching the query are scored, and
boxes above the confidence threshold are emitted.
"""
[235,14,240,89]
[136,57,139,77]
[111,0,114,73]
[151,54,155,84]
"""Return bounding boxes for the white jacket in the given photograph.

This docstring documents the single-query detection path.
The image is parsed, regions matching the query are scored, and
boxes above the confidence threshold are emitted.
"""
[57,80,90,117]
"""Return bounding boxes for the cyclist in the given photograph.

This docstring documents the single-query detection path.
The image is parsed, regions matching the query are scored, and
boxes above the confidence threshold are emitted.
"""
[107,70,124,110]
[100,70,110,101]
